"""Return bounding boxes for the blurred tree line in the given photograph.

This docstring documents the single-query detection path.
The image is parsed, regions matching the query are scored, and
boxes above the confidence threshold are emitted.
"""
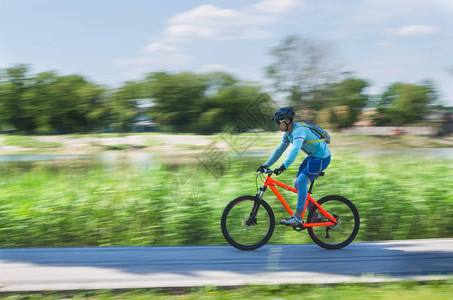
[0,35,448,134]
[0,65,264,134]
[266,35,443,130]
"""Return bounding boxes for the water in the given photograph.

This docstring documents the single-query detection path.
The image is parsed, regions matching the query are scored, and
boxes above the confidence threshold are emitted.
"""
[0,152,199,172]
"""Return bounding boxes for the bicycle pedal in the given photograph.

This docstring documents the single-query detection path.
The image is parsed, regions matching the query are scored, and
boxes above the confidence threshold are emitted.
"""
[292,225,306,232]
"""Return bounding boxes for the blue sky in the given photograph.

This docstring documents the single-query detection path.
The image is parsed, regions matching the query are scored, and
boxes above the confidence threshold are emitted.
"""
[1,0,452,106]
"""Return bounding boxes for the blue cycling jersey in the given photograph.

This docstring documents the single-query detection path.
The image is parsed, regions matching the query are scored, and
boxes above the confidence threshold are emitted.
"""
[265,122,331,169]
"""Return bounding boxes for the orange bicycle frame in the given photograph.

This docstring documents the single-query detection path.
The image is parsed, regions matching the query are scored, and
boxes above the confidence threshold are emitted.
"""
[263,175,337,227]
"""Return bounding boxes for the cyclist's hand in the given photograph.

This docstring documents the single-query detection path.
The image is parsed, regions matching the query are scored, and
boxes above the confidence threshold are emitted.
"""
[256,164,269,173]
[273,164,286,176]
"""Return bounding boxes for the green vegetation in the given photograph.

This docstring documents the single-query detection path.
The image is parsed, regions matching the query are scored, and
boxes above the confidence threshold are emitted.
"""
[0,66,271,134]
[103,144,134,151]
[2,51,449,135]
[0,152,451,248]
[374,82,437,126]
[1,280,453,299]
[264,35,447,130]
[0,135,61,148]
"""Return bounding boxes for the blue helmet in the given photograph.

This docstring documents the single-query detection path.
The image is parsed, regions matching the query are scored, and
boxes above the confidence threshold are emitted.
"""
[271,107,295,123]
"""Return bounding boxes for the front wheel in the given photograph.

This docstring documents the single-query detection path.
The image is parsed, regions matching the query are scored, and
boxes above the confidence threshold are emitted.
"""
[307,195,360,249]
[221,195,275,250]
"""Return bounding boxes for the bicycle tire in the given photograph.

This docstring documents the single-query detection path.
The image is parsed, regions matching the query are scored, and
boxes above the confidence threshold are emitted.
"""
[221,195,275,250]
[307,195,360,249]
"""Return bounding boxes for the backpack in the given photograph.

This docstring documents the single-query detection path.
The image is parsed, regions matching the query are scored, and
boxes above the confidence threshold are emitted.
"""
[293,123,331,144]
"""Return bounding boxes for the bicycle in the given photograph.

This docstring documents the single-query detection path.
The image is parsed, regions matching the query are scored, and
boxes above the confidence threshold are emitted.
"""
[221,168,360,250]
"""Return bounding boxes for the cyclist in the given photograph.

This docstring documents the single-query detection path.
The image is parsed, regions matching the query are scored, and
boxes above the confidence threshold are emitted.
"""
[257,107,331,226]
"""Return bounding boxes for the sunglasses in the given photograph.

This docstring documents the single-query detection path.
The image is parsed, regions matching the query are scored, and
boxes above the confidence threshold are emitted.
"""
[276,119,286,125]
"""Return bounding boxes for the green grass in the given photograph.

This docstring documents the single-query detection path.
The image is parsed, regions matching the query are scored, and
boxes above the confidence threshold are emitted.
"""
[330,134,453,150]
[0,152,452,248]
[0,135,61,148]
[65,133,169,139]
[64,133,130,139]
[1,281,453,299]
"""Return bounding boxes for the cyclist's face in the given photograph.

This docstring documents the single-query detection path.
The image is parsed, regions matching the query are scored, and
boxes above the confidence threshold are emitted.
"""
[276,119,288,131]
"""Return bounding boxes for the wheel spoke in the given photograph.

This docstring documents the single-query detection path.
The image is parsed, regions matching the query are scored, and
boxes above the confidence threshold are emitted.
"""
[221,196,275,250]
[307,196,360,249]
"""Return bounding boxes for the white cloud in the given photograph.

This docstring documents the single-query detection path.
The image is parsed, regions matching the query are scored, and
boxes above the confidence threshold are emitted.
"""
[164,1,306,42]
[114,52,193,67]
[117,41,193,69]
[140,42,177,54]
[113,50,194,80]
[115,0,305,77]
[199,64,235,73]
[165,24,215,41]
[249,0,306,14]
[114,0,305,76]
[394,25,440,36]
[165,4,276,42]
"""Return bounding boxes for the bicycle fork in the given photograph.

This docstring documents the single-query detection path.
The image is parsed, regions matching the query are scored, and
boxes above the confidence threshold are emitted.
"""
[246,186,267,226]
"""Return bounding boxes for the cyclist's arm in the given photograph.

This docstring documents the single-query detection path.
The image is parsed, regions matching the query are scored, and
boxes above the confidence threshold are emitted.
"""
[282,137,304,169]
[282,126,307,169]
[265,140,289,167]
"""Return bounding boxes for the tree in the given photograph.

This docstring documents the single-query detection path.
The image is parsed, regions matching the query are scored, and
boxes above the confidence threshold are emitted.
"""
[143,71,264,133]
[144,72,206,132]
[373,81,437,126]
[322,78,369,129]
[107,81,145,132]
[0,65,36,132]
[31,73,106,133]
[266,35,342,111]
[0,65,107,133]
[197,72,262,133]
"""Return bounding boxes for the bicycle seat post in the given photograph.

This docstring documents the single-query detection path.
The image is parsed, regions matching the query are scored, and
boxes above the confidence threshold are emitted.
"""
[308,179,316,194]
[308,172,324,194]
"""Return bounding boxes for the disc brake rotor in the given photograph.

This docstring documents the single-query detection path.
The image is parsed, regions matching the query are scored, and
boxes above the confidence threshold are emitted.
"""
[329,215,341,230]
[242,218,256,230]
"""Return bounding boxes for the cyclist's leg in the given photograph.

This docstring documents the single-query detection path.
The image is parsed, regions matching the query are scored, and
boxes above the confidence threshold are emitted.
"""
[281,172,310,226]
[282,156,331,226]
[296,156,331,214]
[295,173,311,212]
[294,156,310,189]
[281,158,310,226]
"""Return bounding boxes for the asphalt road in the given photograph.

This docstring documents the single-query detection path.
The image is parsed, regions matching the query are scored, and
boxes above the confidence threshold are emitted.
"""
[1,239,452,292]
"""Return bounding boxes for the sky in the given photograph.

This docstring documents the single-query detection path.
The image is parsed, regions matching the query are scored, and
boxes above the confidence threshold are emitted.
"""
[1,0,452,106]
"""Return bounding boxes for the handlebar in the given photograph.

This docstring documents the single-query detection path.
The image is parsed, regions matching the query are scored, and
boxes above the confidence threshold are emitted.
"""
[257,168,275,175]
[257,168,325,177]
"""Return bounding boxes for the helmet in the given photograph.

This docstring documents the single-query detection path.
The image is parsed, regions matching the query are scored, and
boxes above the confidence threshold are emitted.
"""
[271,107,295,123]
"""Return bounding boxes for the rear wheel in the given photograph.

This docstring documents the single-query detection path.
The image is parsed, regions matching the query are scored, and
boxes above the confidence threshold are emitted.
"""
[307,195,359,249]
[221,195,275,250]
